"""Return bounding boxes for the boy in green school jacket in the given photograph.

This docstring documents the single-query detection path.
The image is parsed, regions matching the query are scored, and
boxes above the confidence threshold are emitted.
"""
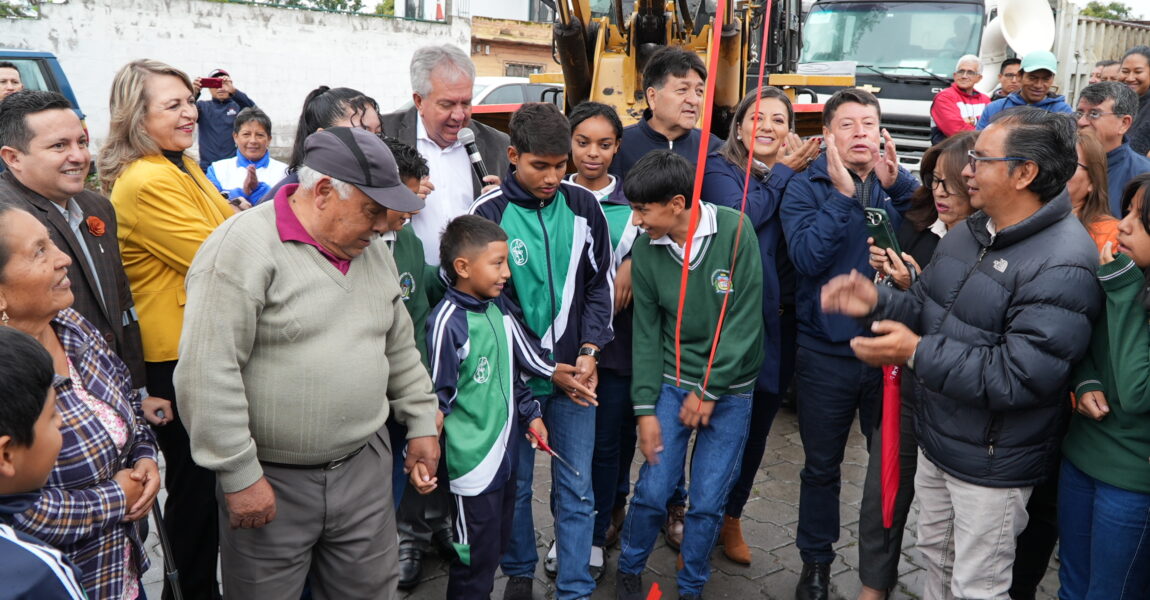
[615,150,764,600]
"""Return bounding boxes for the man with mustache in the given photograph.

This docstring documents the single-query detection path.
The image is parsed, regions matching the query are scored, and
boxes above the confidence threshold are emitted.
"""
[779,88,919,600]
[0,90,166,425]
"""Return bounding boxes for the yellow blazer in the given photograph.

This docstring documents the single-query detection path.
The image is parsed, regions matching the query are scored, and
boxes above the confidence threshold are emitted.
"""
[110,154,232,362]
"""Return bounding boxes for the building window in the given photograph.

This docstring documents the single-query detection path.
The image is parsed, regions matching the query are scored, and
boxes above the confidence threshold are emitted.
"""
[505,63,543,77]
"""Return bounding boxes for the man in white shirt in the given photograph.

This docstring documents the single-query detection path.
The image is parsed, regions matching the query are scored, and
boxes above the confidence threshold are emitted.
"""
[379,44,511,590]
[382,44,509,265]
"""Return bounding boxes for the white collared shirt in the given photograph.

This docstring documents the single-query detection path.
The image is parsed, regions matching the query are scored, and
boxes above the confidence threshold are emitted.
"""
[411,117,473,265]
[650,202,718,263]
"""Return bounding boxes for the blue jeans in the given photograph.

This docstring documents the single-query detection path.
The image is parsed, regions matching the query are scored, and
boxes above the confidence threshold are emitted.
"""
[794,345,879,564]
[592,370,632,546]
[618,384,752,595]
[1058,459,1150,600]
[501,393,596,599]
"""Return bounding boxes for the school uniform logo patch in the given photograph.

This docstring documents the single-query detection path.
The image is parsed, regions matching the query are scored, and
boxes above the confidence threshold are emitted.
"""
[398,272,415,301]
[510,239,529,266]
[473,357,492,384]
[712,269,733,294]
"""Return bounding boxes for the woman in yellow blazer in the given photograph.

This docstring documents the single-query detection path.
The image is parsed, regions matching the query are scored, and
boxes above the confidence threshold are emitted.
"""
[97,59,233,600]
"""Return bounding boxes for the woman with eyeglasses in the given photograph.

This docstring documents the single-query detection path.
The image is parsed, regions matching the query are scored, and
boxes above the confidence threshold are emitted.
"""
[855,131,977,600]
[1070,131,1120,251]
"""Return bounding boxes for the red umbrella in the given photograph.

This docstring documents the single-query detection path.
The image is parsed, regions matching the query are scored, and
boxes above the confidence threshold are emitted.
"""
[881,365,902,531]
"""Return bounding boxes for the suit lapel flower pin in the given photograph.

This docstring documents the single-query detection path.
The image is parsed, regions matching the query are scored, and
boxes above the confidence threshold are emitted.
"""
[86,215,106,237]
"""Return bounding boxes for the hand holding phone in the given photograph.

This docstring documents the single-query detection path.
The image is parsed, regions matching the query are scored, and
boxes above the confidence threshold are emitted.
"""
[864,208,902,256]
[200,77,223,89]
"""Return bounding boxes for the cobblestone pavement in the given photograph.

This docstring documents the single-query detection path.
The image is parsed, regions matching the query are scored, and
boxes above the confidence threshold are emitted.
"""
[141,407,1059,599]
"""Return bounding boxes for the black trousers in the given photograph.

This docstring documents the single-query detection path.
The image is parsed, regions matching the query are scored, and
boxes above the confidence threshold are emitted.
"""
[147,361,221,600]
[447,479,518,600]
[1010,467,1061,600]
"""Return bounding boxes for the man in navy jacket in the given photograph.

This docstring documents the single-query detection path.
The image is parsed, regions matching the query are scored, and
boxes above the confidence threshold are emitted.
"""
[1075,81,1150,215]
[610,47,721,179]
[193,68,257,170]
[779,88,918,600]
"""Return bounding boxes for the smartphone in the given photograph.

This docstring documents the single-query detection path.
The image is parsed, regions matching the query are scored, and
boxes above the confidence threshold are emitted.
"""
[200,77,223,88]
[864,207,902,256]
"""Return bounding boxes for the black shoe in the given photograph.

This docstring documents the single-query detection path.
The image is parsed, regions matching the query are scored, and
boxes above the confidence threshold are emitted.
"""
[663,504,686,551]
[590,563,605,583]
[617,572,644,600]
[397,546,423,591]
[794,562,831,600]
[503,576,534,600]
[432,528,456,561]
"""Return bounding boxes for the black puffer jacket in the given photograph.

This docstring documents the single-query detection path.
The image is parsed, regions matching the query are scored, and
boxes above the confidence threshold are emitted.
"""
[873,192,1102,487]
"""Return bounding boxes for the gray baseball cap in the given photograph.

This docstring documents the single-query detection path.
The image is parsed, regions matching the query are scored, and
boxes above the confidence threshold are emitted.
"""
[302,127,424,213]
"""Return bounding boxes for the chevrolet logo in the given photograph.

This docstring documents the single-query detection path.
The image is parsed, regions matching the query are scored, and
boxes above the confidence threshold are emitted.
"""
[857,84,882,94]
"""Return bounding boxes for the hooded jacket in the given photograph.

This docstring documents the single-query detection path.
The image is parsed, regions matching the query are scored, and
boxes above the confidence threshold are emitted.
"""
[975,91,1074,129]
[1,493,87,600]
[873,192,1101,487]
[779,154,919,356]
[469,169,615,396]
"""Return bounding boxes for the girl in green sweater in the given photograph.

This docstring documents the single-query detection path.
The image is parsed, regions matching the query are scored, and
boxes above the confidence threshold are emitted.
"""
[1059,172,1150,599]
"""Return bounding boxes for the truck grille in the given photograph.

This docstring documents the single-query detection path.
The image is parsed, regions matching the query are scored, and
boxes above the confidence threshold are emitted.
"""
[883,115,933,170]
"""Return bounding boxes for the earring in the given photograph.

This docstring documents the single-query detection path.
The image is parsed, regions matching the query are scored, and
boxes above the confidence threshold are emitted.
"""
[1,311,8,326]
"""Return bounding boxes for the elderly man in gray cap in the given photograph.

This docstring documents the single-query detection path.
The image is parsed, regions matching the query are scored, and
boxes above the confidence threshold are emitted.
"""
[175,127,440,598]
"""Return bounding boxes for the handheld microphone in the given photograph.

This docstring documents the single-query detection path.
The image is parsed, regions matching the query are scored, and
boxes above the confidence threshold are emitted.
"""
[458,128,490,182]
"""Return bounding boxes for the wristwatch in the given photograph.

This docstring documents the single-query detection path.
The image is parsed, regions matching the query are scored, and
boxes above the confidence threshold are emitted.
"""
[577,346,600,362]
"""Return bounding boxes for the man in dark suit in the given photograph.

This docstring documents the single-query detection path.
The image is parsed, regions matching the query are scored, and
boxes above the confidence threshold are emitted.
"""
[381,44,510,267]
[0,90,170,424]
[379,43,511,593]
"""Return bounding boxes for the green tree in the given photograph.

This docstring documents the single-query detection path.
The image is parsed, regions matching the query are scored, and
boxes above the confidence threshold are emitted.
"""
[375,0,395,14]
[0,0,37,18]
[1082,1,1134,20]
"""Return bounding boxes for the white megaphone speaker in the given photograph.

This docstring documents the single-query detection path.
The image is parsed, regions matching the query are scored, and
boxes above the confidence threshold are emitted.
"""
[976,0,1055,94]
[1000,0,1055,56]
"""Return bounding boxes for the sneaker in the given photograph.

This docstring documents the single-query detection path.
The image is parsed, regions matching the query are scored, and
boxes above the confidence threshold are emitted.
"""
[589,545,605,583]
[544,541,558,578]
[616,571,644,600]
[503,576,534,600]
[663,504,686,551]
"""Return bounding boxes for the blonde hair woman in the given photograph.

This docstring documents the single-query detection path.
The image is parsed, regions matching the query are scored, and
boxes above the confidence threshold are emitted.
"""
[97,59,231,600]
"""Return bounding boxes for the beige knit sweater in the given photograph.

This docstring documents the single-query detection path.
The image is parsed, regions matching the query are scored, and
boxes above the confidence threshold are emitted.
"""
[174,202,438,493]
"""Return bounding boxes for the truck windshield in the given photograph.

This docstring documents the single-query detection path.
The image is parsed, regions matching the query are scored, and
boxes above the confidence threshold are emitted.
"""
[801,2,982,78]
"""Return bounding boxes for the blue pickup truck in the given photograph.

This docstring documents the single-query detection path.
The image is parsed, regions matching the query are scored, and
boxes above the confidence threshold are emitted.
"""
[0,49,85,123]
[0,50,86,173]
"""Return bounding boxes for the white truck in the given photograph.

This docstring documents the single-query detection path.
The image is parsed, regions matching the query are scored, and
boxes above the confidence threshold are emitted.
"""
[797,0,1150,171]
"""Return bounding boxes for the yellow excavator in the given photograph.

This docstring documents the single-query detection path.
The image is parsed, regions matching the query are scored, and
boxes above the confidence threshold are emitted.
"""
[536,0,851,136]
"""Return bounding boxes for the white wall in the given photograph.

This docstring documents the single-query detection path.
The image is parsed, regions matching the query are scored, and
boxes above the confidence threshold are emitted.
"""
[0,0,471,157]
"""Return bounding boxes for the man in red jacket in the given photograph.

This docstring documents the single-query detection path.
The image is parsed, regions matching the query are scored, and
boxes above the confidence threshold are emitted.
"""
[930,55,991,144]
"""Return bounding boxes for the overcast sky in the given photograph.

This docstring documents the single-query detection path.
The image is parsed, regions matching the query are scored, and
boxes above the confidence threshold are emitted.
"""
[1124,0,1150,19]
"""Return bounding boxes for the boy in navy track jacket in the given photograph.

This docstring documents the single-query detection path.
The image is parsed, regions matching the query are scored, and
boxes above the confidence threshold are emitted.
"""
[469,103,614,600]
[428,215,594,599]
[0,328,87,600]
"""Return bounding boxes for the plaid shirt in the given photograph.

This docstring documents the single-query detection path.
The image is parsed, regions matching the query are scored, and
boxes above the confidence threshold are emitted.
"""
[14,308,157,600]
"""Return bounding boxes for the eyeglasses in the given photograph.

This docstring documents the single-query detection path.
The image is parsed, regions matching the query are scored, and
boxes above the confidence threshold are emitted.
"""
[1073,110,1121,121]
[1077,162,1089,170]
[955,70,980,78]
[967,150,1028,172]
[930,175,953,195]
